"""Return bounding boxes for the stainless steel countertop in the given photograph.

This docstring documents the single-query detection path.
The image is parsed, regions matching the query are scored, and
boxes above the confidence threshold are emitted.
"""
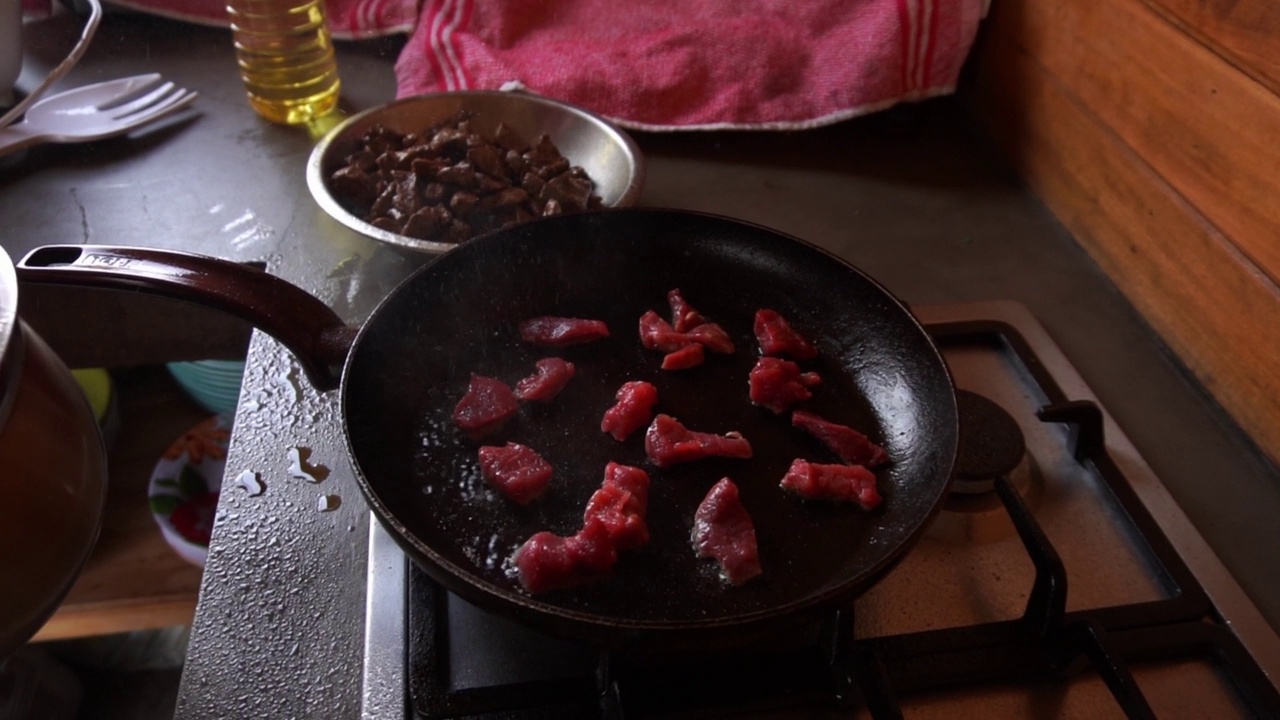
[4,12,1278,719]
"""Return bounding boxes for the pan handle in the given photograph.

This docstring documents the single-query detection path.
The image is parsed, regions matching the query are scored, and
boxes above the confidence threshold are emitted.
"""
[16,245,357,391]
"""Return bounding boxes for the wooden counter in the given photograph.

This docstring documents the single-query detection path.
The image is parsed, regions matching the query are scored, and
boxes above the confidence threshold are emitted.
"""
[31,366,215,642]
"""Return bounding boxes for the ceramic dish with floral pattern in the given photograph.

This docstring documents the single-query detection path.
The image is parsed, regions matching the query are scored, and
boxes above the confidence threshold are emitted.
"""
[148,414,231,567]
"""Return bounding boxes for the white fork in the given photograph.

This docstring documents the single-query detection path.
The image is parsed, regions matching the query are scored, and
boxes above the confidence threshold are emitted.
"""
[0,73,198,158]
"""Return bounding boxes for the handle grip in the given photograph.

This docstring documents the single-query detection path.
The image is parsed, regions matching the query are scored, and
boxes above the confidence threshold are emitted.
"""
[17,245,356,391]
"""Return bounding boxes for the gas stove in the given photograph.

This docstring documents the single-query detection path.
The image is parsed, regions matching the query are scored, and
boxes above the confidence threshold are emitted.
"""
[359,301,1280,719]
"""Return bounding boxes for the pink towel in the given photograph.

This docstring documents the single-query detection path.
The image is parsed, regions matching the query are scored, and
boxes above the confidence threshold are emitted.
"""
[395,0,987,130]
[23,0,985,130]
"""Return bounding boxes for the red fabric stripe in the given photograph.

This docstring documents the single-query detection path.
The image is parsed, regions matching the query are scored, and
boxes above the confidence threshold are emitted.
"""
[423,0,449,91]
[451,0,475,89]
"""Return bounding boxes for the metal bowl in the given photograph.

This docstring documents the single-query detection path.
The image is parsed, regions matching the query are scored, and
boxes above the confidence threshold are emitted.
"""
[306,91,646,254]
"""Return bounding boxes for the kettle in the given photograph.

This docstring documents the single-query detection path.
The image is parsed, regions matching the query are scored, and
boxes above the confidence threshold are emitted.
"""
[0,245,108,660]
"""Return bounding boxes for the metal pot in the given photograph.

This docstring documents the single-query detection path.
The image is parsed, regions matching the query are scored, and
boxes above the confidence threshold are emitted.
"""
[0,245,109,660]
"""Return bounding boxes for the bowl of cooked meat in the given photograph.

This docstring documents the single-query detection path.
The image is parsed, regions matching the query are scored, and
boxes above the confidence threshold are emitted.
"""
[306,90,646,254]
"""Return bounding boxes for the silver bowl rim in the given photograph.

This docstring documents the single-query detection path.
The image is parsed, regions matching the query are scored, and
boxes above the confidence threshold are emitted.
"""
[306,90,646,255]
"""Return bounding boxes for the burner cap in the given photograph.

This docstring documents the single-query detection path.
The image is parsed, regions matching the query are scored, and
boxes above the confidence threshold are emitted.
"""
[953,390,1025,488]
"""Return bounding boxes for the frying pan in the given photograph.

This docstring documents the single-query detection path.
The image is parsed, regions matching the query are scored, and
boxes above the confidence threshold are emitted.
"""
[16,209,957,654]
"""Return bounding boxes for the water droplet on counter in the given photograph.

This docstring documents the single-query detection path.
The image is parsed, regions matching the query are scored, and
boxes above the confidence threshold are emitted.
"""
[317,494,341,512]
[287,446,329,483]
[236,470,265,496]
[275,367,300,405]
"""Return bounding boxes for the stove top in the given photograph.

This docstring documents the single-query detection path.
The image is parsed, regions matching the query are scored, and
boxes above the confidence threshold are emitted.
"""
[360,301,1280,719]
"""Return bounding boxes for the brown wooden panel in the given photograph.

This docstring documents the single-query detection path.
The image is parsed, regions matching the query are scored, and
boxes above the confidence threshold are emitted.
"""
[964,21,1280,465]
[978,0,1280,296]
[1141,0,1280,96]
[32,599,196,642]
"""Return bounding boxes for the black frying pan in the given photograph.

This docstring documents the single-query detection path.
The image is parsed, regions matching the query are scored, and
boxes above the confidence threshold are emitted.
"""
[17,209,957,654]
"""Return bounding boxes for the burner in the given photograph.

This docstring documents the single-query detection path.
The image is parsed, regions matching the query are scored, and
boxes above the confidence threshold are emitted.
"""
[950,389,1026,495]
[928,446,1043,544]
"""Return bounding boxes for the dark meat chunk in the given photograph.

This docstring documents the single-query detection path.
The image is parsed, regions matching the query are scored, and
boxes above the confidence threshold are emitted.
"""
[582,462,650,551]
[792,410,889,468]
[493,122,529,153]
[692,478,762,585]
[540,169,594,210]
[754,309,818,359]
[437,161,481,189]
[512,518,617,594]
[661,343,705,370]
[478,442,553,504]
[327,115,603,245]
[644,414,753,468]
[328,165,378,206]
[401,205,451,240]
[527,134,566,168]
[780,458,882,510]
[467,142,507,179]
[428,126,469,158]
[519,316,610,346]
[452,374,518,438]
[639,310,734,355]
[449,190,480,216]
[667,288,706,332]
[748,357,821,414]
[601,381,658,441]
[389,171,420,219]
[514,357,576,402]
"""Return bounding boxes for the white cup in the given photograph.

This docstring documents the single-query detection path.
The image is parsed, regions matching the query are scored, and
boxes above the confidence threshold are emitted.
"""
[0,0,20,106]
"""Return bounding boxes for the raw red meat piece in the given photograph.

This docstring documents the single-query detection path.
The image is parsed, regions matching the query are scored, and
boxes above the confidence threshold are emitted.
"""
[512,518,618,594]
[520,316,610,346]
[639,310,691,352]
[514,357,576,401]
[792,409,889,467]
[639,309,735,355]
[452,374,519,437]
[754,309,818,359]
[478,442,553,505]
[780,458,882,510]
[692,478,762,585]
[748,357,822,413]
[582,462,650,551]
[601,380,659,441]
[661,343,705,370]
[685,323,735,354]
[667,288,706,332]
[644,414,753,467]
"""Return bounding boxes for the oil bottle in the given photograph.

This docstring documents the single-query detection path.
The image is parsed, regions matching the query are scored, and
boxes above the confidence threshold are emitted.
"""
[227,0,341,124]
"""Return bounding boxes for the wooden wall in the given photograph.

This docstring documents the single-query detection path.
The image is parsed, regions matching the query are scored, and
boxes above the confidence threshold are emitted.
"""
[964,0,1280,466]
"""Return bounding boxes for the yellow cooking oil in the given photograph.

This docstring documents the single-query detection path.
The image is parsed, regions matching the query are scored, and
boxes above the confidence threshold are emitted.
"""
[227,0,341,125]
